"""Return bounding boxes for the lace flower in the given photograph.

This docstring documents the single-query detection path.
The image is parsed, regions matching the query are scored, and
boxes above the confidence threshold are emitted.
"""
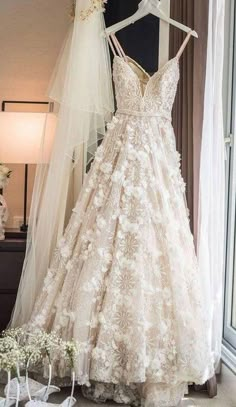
[94,145,104,163]
[100,162,113,175]
[137,150,149,168]
[43,269,55,293]
[119,215,140,233]
[58,237,71,259]
[96,215,107,229]
[97,248,112,264]
[111,170,124,184]
[94,188,105,208]
[60,244,71,259]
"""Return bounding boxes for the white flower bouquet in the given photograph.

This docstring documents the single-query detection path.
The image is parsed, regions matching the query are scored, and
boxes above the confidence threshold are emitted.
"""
[2,329,60,403]
[0,164,12,190]
[1,328,79,407]
[0,335,22,407]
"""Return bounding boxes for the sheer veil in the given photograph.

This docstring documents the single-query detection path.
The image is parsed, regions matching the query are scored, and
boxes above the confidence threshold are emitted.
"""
[10,0,114,327]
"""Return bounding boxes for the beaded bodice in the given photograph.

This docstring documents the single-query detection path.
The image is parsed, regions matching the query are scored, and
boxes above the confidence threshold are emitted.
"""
[113,56,180,119]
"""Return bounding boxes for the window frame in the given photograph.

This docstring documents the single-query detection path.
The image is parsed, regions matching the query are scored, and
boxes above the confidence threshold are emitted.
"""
[222,0,236,372]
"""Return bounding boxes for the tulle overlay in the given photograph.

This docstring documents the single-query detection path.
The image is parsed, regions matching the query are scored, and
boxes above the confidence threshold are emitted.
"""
[10,1,114,327]
[27,56,214,406]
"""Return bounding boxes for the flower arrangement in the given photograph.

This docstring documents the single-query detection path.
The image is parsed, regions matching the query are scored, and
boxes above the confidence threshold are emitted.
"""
[60,341,78,407]
[0,328,79,406]
[0,336,22,373]
[0,163,12,190]
[80,0,108,21]
[0,335,22,406]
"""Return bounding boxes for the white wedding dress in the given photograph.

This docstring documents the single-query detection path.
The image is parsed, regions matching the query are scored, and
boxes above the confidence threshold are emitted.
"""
[27,33,214,406]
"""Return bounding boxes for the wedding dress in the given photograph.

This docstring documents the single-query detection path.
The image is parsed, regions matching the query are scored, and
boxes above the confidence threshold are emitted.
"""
[27,32,214,407]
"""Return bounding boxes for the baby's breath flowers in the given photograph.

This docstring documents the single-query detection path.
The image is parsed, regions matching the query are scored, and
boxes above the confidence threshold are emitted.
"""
[61,340,79,407]
[61,340,79,369]
[2,328,79,369]
[2,327,26,342]
[1,329,80,382]
[0,336,22,406]
[0,329,80,405]
[30,330,61,364]
[1,328,62,373]
[80,0,108,21]
[2,328,41,370]
[0,337,21,373]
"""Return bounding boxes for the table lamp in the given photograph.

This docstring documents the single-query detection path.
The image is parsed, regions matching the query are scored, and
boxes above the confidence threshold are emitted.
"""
[0,112,56,232]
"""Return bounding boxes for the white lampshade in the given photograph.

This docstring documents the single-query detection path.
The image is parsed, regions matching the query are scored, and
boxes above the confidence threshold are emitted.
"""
[0,112,57,164]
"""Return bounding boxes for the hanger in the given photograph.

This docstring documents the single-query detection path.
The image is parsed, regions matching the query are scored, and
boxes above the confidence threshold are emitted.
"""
[104,0,198,38]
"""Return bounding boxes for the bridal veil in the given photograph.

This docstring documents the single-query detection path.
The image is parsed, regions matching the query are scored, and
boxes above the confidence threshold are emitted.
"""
[11,0,114,327]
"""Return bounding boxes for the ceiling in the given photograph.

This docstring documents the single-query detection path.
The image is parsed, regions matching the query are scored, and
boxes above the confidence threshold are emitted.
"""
[0,0,71,105]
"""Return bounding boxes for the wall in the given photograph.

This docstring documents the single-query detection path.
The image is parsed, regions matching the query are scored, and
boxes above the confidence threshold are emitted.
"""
[0,0,71,105]
[0,0,71,228]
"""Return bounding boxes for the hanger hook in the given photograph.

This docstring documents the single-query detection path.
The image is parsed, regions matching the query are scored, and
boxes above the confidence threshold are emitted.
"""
[139,0,162,12]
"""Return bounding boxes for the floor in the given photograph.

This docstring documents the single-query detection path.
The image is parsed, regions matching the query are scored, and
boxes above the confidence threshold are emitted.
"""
[0,364,236,406]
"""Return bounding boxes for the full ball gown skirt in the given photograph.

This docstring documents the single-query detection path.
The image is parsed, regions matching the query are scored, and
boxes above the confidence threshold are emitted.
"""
[28,55,214,406]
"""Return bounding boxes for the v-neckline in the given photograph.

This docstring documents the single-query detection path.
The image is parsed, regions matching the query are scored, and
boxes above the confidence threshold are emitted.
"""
[115,55,179,99]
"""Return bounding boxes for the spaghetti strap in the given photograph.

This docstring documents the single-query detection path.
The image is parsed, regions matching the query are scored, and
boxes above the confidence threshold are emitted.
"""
[111,34,128,62]
[111,34,124,59]
[176,31,193,59]
[106,34,117,57]
[106,34,128,62]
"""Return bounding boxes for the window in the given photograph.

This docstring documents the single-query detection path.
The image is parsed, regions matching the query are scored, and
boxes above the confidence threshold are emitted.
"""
[223,0,236,372]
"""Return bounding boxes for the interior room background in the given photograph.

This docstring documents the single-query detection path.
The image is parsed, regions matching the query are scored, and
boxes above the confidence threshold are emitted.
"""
[0,0,163,229]
[0,0,71,228]
[0,0,196,230]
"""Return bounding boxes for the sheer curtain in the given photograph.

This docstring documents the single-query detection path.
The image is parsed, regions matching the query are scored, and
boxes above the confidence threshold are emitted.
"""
[170,0,225,370]
[198,0,225,369]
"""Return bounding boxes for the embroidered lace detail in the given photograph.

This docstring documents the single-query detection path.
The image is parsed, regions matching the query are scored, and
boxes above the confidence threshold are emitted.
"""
[113,56,179,117]
[27,53,214,407]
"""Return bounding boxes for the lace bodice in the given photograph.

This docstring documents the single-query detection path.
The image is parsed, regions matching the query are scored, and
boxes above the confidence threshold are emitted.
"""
[113,56,180,120]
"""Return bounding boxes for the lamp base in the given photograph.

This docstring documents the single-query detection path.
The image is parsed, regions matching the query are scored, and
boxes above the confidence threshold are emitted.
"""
[21,164,28,234]
[20,224,28,233]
